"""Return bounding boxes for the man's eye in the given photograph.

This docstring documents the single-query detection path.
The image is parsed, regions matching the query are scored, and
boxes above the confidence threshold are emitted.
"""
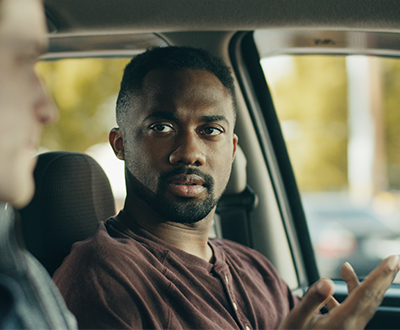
[203,127,223,136]
[150,124,174,133]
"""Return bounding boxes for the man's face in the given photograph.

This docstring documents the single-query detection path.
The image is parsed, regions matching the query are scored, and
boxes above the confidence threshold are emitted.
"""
[0,0,57,208]
[115,68,237,224]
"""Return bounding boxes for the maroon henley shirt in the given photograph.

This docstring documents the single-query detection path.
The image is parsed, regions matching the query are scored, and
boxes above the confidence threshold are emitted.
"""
[54,211,299,329]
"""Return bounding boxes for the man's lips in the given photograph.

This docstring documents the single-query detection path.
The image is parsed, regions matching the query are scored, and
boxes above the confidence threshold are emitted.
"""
[167,174,207,198]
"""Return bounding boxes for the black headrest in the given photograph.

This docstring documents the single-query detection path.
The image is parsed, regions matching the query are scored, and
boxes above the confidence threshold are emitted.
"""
[18,151,116,275]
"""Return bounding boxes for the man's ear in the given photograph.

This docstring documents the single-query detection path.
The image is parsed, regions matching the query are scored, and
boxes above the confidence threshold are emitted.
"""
[109,127,125,160]
[232,133,238,160]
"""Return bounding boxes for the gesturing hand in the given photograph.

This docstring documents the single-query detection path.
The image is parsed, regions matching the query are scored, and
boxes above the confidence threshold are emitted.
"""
[279,255,400,329]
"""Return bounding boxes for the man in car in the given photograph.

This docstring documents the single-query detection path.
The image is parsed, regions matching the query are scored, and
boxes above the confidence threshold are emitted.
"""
[54,46,400,330]
[0,0,77,328]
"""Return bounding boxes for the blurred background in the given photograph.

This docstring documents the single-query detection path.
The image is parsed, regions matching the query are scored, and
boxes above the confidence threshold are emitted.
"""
[260,54,400,283]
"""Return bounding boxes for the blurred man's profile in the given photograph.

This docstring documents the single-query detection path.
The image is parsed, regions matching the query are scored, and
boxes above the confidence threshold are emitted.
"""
[0,0,77,328]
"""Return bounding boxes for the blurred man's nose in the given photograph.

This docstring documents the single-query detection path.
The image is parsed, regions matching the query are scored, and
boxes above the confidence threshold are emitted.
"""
[34,74,58,125]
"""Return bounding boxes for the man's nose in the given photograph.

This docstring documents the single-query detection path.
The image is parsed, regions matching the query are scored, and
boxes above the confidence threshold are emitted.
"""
[34,73,59,125]
[169,131,206,166]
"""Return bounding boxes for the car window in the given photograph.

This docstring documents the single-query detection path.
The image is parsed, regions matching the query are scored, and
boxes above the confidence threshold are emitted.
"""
[254,34,400,283]
[36,57,130,210]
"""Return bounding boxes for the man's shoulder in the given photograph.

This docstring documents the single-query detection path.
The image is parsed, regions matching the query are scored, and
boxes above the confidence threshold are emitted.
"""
[54,214,166,278]
[52,221,108,280]
[62,218,133,259]
[66,213,138,254]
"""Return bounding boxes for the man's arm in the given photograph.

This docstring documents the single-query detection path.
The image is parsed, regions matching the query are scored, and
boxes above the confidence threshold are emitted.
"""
[279,255,400,329]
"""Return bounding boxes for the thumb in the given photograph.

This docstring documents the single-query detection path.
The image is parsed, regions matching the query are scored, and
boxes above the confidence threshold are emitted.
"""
[279,278,335,329]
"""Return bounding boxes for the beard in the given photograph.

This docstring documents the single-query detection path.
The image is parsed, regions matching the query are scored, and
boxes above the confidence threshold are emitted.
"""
[125,167,218,224]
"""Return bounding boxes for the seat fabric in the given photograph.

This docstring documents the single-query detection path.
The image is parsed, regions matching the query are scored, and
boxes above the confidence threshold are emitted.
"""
[216,146,258,246]
[18,151,116,275]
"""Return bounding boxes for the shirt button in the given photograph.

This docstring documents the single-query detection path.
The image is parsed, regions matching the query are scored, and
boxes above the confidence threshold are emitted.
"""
[232,302,238,311]
[245,326,251,330]
[225,275,229,284]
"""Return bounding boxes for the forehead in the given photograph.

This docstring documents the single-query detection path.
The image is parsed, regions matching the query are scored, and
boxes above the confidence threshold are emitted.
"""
[0,0,47,49]
[139,68,235,117]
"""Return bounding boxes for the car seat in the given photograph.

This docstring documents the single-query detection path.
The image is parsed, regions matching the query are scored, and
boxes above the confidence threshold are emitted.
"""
[17,151,116,276]
[216,146,258,247]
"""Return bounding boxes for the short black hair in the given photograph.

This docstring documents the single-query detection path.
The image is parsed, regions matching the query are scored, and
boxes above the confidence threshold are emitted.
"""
[116,46,236,126]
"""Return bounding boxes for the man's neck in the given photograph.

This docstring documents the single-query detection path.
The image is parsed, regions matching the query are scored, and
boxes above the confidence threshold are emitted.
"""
[123,195,215,262]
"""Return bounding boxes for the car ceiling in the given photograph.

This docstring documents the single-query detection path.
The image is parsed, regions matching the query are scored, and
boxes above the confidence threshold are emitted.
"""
[44,0,400,35]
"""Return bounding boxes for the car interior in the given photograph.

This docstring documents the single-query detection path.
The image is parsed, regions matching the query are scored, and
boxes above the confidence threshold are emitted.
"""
[19,151,115,276]
[17,0,400,328]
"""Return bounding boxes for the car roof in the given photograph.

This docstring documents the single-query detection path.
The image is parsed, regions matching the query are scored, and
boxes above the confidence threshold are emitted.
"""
[44,0,400,35]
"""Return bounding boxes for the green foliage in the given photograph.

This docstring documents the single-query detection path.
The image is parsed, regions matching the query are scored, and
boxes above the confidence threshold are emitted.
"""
[36,58,131,152]
[382,58,400,189]
[270,56,348,192]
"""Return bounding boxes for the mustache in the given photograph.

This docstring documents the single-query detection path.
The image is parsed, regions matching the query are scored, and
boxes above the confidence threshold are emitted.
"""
[159,167,214,189]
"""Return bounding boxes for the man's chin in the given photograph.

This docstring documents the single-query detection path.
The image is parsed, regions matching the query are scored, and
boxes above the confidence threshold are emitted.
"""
[13,181,35,209]
[154,195,216,224]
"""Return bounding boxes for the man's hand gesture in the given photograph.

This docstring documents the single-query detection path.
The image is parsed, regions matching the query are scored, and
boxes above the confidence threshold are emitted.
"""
[279,255,400,329]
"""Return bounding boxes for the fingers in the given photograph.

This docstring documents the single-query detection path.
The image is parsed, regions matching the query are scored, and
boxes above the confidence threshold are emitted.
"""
[360,255,400,299]
[278,278,335,329]
[280,257,400,330]
[341,262,359,293]
[338,255,400,328]
[325,295,340,311]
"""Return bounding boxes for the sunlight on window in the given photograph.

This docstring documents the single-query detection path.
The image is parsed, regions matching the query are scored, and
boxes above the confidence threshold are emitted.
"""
[260,54,400,283]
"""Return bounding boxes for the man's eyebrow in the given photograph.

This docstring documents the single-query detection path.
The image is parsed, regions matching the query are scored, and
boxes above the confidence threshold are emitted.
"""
[33,40,48,56]
[143,112,230,125]
[144,111,180,122]
[1,38,47,55]
[14,39,48,57]
[201,115,229,124]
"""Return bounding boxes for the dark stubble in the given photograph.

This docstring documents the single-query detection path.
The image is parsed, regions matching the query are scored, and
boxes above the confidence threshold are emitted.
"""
[125,167,217,224]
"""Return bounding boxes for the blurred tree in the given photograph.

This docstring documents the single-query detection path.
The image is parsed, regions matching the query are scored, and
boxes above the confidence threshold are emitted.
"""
[269,56,348,192]
[382,58,400,190]
[36,58,131,152]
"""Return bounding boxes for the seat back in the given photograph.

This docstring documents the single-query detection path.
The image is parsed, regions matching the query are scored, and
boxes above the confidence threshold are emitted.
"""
[18,151,116,275]
[216,146,258,247]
